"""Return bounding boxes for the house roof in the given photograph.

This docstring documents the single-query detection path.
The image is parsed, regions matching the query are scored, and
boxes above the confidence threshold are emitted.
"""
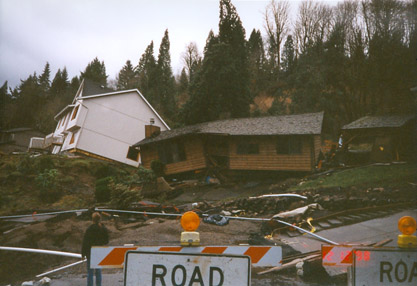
[82,79,114,97]
[342,114,415,130]
[134,112,324,146]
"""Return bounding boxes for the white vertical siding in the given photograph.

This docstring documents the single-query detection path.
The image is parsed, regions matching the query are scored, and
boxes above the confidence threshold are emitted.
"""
[74,91,168,166]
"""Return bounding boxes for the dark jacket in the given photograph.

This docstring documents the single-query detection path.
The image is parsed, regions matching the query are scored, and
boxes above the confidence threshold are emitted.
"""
[81,223,109,259]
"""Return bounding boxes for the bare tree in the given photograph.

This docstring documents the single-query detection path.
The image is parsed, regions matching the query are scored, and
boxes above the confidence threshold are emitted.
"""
[264,0,291,74]
[334,0,362,55]
[181,42,201,81]
[361,0,406,44]
[294,0,333,54]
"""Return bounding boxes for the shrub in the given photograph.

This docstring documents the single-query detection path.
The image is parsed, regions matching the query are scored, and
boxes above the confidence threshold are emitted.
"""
[4,162,17,172]
[17,155,36,174]
[67,160,90,172]
[36,169,61,203]
[36,156,55,171]
[7,171,23,182]
[94,164,119,179]
[109,182,142,209]
[137,166,156,184]
[150,160,165,177]
[57,175,75,185]
[95,176,113,203]
[52,195,86,209]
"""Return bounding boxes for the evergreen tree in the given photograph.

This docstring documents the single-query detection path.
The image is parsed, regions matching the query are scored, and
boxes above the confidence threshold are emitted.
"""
[177,68,189,107]
[216,0,251,118]
[61,67,69,85]
[182,0,250,124]
[117,60,136,90]
[81,57,108,86]
[181,31,220,124]
[38,62,51,96]
[136,41,157,101]
[247,29,266,98]
[50,69,68,97]
[12,73,42,128]
[0,81,10,128]
[281,35,296,76]
[155,29,177,120]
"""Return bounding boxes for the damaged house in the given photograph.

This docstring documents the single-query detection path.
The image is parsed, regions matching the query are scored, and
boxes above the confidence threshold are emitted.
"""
[341,114,416,163]
[133,112,325,177]
[34,79,169,166]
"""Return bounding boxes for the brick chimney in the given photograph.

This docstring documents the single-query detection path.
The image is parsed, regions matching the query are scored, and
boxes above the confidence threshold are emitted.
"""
[145,125,160,138]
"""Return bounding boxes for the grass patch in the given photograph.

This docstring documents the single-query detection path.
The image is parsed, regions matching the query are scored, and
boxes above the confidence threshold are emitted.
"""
[290,163,417,191]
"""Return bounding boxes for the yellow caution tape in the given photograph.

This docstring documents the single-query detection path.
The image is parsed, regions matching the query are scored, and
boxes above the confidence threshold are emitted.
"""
[306,217,316,233]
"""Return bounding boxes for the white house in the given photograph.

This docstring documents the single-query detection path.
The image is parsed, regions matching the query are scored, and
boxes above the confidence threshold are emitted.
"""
[46,79,170,167]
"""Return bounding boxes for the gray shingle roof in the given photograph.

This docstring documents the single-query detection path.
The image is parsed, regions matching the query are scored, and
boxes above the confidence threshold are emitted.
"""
[82,79,114,97]
[342,115,415,130]
[134,112,324,146]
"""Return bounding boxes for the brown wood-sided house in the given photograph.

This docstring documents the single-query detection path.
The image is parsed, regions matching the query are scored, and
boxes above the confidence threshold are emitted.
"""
[133,112,325,177]
[341,114,416,163]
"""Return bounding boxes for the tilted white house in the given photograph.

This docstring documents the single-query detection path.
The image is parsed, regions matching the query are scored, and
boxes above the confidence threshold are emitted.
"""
[47,79,170,167]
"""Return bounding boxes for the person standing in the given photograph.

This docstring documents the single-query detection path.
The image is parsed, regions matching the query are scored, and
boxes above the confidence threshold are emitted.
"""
[82,212,109,286]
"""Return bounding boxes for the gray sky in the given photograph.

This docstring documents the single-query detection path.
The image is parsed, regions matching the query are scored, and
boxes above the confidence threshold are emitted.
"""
[0,0,335,89]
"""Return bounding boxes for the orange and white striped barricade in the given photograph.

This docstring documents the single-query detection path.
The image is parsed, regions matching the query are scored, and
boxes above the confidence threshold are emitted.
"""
[91,245,282,269]
[322,245,358,267]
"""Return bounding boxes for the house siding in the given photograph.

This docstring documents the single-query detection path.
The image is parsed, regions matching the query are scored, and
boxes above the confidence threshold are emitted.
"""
[53,91,168,167]
[141,137,207,175]
[314,135,322,162]
[228,136,313,171]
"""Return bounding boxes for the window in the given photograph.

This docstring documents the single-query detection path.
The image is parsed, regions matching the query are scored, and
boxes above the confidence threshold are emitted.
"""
[237,142,259,155]
[69,133,76,145]
[276,137,302,154]
[127,146,140,161]
[71,105,79,120]
[158,142,186,164]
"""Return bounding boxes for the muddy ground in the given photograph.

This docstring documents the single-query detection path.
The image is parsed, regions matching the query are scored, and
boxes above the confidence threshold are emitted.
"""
[1,175,416,285]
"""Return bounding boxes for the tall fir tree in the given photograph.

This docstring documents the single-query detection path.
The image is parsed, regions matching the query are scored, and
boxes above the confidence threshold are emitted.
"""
[81,57,108,86]
[247,29,266,98]
[117,60,136,90]
[50,69,68,97]
[155,29,177,120]
[38,62,51,96]
[12,73,42,128]
[136,41,157,102]
[177,68,189,107]
[281,35,296,76]
[215,0,250,118]
[182,0,250,124]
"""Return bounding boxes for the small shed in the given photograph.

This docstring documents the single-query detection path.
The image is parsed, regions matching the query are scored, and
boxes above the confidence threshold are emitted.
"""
[134,112,325,176]
[341,115,416,163]
[0,128,45,153]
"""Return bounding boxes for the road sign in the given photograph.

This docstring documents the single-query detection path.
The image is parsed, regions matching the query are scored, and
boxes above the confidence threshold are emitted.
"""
[124,251,250,286]
[322,245,356,266]
[350,248,417,286]
[91,245,281,268]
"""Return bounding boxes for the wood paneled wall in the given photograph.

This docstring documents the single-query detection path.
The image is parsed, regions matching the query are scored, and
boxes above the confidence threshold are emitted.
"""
[228,136,313,171]
[141,137,206,175]
[141,135,319,174]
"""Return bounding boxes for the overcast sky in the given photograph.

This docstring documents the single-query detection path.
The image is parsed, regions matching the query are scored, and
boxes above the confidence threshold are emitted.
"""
[0,0,337,89]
